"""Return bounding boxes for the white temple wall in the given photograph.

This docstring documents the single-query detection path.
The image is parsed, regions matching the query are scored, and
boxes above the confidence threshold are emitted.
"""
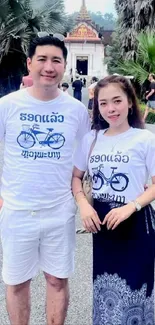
[65,42,108,79]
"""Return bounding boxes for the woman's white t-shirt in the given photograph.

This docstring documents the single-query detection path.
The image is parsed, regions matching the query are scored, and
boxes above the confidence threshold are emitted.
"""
[74,128,155,204]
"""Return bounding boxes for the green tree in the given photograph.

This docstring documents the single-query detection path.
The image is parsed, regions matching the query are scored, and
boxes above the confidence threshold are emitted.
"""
[115,0,155,59]
[89,12,116,30]
[69,11,116,30]
[0,0,73,96]
[104,26,122,74]
[119,31,155,84]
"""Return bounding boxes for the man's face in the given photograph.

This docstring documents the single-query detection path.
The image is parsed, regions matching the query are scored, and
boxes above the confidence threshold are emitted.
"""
[27,45,66,88]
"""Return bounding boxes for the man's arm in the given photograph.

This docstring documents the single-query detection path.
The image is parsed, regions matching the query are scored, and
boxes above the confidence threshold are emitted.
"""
[0,96,8,142]
[146,90,154,99]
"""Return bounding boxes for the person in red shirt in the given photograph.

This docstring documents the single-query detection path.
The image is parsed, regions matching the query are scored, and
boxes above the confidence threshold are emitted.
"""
[20,73,33,89]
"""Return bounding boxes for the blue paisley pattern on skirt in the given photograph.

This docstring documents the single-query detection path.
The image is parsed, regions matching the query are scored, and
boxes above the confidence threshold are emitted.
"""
[93,272,154,325]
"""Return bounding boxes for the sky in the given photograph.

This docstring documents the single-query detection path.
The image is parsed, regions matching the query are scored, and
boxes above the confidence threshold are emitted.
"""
[65,0,116,15]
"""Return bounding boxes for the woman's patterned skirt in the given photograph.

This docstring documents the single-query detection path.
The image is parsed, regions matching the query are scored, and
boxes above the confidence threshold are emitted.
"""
[93,200,155,325]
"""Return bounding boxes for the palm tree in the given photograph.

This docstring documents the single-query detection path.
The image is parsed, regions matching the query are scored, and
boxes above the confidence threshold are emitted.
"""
[0,0,73,96]
[118,31,155,84]
[115,0,155,60]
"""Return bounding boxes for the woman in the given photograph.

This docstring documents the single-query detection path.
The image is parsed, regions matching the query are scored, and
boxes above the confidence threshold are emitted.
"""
[72,75,155,324]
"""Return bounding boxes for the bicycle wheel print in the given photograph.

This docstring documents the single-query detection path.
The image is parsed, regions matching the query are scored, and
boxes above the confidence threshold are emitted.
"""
[110,173,129,192]
[92,174,103,191]
[48,133,65,149]
[17,132,35,149]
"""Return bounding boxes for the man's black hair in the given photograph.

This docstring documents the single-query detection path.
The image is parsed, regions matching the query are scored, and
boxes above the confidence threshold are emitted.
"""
[28,36,68,61]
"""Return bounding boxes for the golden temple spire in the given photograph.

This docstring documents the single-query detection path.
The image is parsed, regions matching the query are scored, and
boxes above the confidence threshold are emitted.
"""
[76,0,92,22]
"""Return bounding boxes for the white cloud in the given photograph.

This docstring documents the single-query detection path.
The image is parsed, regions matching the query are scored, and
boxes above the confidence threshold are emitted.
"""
[65,0,116,15]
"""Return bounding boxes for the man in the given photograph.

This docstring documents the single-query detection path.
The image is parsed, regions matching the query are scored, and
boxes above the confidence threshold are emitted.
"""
[143,73,155,122]
[0,35,90,325]
[72,75,83,101]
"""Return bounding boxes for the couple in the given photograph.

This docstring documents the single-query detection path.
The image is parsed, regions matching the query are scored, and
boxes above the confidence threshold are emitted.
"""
[0,34,155,325]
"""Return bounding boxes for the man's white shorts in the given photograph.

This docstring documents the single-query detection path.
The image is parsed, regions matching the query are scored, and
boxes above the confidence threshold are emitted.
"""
[0,198,77,285]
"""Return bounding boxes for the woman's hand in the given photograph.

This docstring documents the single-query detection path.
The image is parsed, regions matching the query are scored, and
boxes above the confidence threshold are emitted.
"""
[103,203,136,230]
[78,199,101,233]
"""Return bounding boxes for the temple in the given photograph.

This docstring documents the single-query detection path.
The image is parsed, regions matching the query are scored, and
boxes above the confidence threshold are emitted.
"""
[65,0,111,79]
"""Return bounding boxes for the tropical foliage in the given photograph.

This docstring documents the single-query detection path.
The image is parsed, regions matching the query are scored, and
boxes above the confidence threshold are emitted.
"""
[104,25,122,74]
[106,1,155,86]
[115,0,155,60]
[118,32,155,84]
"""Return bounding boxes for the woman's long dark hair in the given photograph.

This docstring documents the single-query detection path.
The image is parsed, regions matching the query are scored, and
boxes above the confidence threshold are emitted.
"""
[92,75,144,130]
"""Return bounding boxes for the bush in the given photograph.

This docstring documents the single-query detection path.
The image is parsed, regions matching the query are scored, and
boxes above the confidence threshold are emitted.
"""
[140,103,155,124]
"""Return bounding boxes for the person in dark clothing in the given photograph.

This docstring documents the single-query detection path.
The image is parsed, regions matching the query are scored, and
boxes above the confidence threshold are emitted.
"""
[83,77,86,87]
[72,75,83,101]
[143,73,155,121]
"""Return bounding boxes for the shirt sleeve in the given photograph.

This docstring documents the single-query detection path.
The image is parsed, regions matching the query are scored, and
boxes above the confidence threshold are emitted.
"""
[0,96,8,142]
[145,133,155,177]
[76,104,91,142]
[73,130,96,172]
[150,83,155,91]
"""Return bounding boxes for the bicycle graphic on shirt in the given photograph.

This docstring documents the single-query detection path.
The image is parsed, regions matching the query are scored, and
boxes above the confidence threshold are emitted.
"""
[17,124,65,150]
[92,164,129,192]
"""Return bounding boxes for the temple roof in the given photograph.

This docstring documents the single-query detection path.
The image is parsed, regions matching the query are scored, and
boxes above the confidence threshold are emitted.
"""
[65,0,106,43]
[76,0,92,22]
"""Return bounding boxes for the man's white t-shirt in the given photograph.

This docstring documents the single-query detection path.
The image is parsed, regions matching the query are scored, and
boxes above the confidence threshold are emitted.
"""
[74,128,155,204]
[0,89,90,210]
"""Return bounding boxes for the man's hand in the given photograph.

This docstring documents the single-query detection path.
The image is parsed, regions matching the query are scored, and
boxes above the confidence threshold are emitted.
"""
[102,203,136,230]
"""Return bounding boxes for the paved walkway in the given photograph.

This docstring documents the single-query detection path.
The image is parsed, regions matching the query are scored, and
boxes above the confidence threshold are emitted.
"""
[0,88,155,324]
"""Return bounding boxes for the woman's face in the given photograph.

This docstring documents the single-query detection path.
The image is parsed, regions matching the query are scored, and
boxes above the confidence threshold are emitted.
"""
[98,83,131,129]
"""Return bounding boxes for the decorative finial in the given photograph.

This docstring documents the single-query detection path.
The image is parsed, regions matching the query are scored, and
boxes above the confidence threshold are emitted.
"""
[76,0,91,22]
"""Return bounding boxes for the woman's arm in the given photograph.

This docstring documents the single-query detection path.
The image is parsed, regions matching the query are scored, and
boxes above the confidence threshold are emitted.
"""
[72,167,101,233]
[132,177,155,208]
[103,177,155,230]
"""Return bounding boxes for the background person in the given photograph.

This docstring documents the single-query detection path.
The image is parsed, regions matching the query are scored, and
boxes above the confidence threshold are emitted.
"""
[143,73,155,121]
[61,82,69,94]
[72,75,155,324]
[88,76,98,112]
[20,72,33,89]
[72,75,83,101]
[83,77,86,87]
